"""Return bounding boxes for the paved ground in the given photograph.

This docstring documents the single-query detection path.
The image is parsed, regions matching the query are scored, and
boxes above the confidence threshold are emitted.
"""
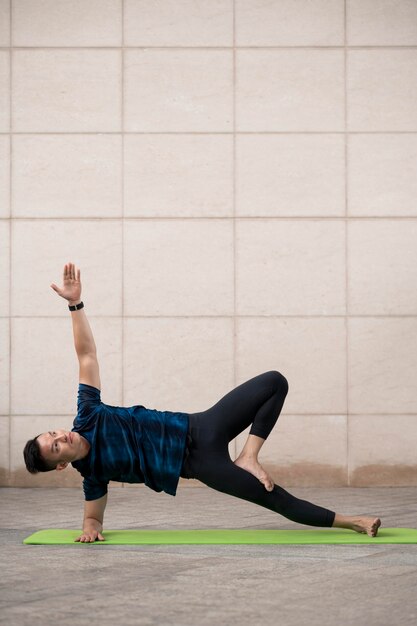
[1,486,416,626]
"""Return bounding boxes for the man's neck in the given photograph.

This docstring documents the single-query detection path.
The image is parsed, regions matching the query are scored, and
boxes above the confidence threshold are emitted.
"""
[77,434,91,460]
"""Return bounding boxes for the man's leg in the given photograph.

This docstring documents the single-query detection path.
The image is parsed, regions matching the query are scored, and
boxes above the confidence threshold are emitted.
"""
[234,434,275,491]
[192,452,336,528]
[201,370,288,443]
[188,370,288,492]
[189,453,381,536]
[184,372,381,536]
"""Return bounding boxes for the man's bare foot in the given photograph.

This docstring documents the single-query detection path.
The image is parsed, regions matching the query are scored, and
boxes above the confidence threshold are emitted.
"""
[351,516,381,537]
[333,513,381,537]
[233,454,274,491]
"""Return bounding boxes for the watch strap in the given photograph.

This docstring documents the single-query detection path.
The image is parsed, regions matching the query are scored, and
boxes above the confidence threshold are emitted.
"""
[68,301,84,311]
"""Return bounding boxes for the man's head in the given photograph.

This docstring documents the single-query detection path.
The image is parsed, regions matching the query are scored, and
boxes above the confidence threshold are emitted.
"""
[23,429,86,474]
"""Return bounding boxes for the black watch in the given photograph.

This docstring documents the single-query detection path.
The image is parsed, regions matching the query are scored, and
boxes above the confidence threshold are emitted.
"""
[68,301,84,311]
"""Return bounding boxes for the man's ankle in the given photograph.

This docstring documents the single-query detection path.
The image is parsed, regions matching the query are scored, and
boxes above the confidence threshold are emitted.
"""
[332,513,353,529]
[236,451,257,461]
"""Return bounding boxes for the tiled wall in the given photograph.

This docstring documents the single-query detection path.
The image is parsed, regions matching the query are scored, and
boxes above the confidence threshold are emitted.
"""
[0,1,416,489]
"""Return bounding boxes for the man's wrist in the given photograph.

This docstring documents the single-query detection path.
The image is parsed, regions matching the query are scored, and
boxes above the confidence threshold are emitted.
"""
[83,518,103,531]
[68,299,82,307]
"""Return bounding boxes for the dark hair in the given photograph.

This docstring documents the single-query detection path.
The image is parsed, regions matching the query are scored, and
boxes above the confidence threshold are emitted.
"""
[23,435,57,473]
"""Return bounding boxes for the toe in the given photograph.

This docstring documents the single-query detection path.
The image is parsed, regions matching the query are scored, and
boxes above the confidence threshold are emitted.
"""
[261,477,272,491]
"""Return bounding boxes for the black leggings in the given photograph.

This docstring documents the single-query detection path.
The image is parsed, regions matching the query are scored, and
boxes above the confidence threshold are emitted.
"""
[180,371,336,528]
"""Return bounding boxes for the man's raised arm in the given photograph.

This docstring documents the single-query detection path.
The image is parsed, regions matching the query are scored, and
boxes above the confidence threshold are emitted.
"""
[75,494,108,543]
[51,262,97,356]
[69,304,97,356]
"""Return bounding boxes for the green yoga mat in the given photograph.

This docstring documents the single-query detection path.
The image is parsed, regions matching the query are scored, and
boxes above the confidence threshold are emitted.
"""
[23,527,417,545]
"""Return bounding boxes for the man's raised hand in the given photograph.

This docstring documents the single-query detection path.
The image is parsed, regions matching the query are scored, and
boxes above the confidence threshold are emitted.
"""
[51,262,82,303]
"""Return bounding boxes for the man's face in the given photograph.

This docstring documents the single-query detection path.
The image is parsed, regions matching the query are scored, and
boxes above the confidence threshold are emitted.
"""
[37,429,84,470]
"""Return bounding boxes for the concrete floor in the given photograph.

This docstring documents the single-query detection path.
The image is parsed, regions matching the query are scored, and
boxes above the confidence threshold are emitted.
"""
[1,485,416,626]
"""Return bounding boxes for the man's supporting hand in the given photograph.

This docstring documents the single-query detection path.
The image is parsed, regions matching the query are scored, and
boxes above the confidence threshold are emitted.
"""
[75,529,105,543]
[75,518,105,543]
[77,495,107,542]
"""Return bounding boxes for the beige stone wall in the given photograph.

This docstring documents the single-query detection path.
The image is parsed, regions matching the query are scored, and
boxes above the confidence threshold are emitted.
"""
[0,1,416,488]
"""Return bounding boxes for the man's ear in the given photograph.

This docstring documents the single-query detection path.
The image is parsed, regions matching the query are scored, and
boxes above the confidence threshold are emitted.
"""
[55,462,68,471]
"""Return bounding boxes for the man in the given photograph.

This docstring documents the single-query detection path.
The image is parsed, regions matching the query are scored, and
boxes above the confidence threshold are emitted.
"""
[24,263,381,542]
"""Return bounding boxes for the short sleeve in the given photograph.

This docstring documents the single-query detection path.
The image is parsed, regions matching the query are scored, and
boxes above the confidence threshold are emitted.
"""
[77,383,101,420]
[82,475,109,501]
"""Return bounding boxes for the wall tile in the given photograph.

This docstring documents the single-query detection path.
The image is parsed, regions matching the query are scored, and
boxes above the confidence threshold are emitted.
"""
[124,0,233,46]
[124,317,234,412]
[11,317,122,415]
[12,50,122,132]
[0,219,9,317]
[236,219,346,315]
[124,134,233,218]
[12,0,122,46]
[12,135,122,218]
[349,318,417,414]
[0,134,10,217]
[348,219,417,314]
[236,413,347,487]
[11,220,122,316]
[236,50,345,131]
[236,318,347,415]
[0,415,9,485]
[236,134,345,217]
[348,134,417,216]
[236,0,344,46]
[349,415,417,486]
[123,219,234,316]
[347,0,417,46]
[347,50,417,131]
[0,318,9,415]
[0,0,10,46]
[124,49,233,132]
[0,50,10,133]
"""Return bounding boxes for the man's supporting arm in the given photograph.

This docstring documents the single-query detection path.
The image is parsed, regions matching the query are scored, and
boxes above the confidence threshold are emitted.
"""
[75,493,108,543]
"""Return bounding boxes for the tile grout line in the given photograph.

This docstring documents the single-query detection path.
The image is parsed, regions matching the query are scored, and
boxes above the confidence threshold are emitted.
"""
[232,0,236,461]
[121,0,124,411]
[4,216,417,221]
[2,45,417,50]
[8,0,12,482]
[1,131,416,135]
[3,314,417,319]
[344,0,350,488]
[4,412,415,417]
[4,412,414,418]
[121,0,124,489]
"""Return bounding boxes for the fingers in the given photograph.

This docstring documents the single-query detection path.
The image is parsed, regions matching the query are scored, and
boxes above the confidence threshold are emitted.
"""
[67,263,74,279]
[76,531,92,542]
[74,529,105,542]
[50,283,63,297]
[63,262,80,281]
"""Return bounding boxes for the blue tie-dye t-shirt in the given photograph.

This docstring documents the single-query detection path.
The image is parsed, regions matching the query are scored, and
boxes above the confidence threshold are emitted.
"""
[71,384,190,501]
